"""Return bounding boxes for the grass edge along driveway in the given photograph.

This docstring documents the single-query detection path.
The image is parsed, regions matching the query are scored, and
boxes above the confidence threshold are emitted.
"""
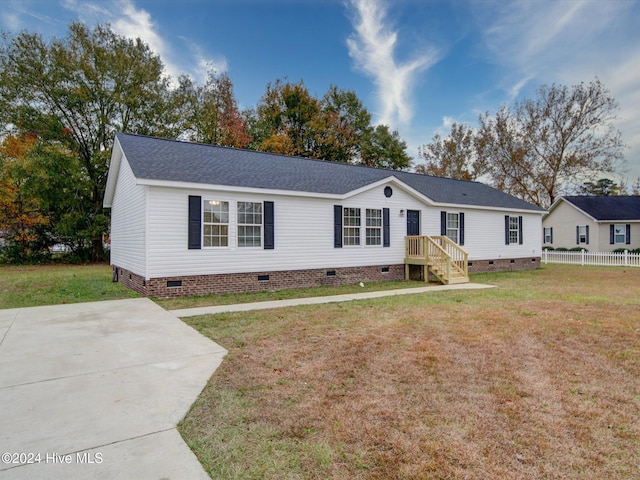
[179,264,640,480]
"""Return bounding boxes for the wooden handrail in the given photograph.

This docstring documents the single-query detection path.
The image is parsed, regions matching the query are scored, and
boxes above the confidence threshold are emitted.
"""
[405,235,469,282]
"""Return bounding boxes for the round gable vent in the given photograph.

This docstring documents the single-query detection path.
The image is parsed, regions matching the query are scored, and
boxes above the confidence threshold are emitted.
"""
[384,186,393,198]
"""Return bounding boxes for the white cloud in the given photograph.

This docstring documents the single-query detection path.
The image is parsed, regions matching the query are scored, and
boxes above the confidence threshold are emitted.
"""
[178,36,228,84]
[475,0,640,178]
[346,0,439,128]
[1,12,21,31]
[60,0,226,83]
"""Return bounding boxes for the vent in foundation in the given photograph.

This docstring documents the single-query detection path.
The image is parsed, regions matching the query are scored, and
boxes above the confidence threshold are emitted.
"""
[488,260,494,265]
[468,262,473,267]
[258,275,270,281]
[326,270,336,277]
[167,280,182,288]
[381,267,389,273]
[510,259,515,264]
[532,258,537,262]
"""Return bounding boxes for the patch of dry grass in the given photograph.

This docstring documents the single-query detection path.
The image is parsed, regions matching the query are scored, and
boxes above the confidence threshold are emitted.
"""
[180,265,640,479]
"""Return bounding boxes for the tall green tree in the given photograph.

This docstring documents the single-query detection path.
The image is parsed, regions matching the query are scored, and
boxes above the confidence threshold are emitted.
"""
[250,79,411,169]
[251,79,320,156]
[310,85,371,163]
[476,79,625,208]
[0,22,178,260]
[578,178,621,196]
[359,124,411,170]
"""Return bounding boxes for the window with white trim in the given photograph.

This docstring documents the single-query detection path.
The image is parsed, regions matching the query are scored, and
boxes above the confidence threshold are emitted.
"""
[614,224,627,244]
[509,216,519,244]
[543,227,552,244]
[446,213,459,243]
[366,209,382,246]
[578,225,588,244]
[237,202,262,247]
[343,208,361,246]
[203,200,229,247]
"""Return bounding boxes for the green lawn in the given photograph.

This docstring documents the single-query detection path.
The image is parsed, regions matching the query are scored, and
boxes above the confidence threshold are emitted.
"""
[179,264,640,480]
[0,263,138,308]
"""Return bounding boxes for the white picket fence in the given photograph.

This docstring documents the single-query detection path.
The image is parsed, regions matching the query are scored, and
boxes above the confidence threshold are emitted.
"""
[542,250,640,267]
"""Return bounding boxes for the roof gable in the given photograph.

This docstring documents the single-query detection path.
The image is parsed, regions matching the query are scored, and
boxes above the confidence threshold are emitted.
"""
[561,196,640,221]
[109,133,545,212]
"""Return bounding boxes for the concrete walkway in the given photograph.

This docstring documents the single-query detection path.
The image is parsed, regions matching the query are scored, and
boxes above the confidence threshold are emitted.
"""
[170,282,496,318]
[0,298,227,480]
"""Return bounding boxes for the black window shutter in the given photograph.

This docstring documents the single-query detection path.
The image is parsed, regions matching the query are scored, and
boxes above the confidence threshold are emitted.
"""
[188,195,201,249]
[550,227,553,244]
[610,225,615,244]
[576,226,580,245]
[440,211,447,236]
[334,205,342,248]
[626,224,631,245]
[264,201,274,249]
[383,208,390,247]
[518,216,523,245]
[505,215,510,245]
[586,225,589,245]
[459,212,465,245]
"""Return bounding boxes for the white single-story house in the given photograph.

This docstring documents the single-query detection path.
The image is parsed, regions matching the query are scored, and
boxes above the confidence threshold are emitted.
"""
[103,133,545,297]
[543,196,640,251]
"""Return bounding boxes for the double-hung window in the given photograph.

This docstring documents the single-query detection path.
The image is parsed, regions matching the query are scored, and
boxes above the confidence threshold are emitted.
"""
[203,200,229,247]
[543,227,552,244]
[366,209,382,246]
[237,202,262,247]
[614,224,627,244]
[446,213,459,243]
[508,216,519,244]
[578,225,588,244]
[343,208,361,246]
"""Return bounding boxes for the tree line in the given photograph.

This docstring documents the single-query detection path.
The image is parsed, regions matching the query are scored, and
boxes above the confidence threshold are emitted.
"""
[0,23,410,263]
[0,23,630,263]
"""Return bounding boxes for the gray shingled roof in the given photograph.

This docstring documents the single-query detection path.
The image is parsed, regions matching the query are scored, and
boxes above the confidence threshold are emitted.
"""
[116,133,544,212]
[563,196,640,221]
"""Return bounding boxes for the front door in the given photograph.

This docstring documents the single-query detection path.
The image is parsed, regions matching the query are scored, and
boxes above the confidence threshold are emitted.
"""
[406,210,420,236]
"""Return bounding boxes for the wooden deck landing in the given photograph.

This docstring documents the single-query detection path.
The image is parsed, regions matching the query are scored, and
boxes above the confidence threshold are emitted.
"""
[405,236,469,285]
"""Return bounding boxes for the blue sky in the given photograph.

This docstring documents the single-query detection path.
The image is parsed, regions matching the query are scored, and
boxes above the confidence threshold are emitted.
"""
[2,0,640,183]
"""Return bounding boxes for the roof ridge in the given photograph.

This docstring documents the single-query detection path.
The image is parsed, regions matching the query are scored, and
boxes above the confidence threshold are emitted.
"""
[116,132,484,187]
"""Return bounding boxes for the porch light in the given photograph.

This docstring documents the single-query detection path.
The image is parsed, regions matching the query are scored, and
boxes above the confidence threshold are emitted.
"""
[400,209,405,217]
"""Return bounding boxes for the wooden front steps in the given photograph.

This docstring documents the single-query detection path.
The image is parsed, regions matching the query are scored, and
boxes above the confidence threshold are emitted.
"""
[405,235,470,285]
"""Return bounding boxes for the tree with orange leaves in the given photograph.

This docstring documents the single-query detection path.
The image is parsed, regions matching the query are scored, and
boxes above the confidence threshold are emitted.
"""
[0,135,49,262]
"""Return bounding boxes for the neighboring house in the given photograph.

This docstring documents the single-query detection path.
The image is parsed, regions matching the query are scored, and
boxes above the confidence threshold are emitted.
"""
[543,196,640,251]
[103,133,545,297]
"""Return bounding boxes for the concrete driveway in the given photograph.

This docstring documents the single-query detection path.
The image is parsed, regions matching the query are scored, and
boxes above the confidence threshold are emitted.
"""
[0,298,227,479]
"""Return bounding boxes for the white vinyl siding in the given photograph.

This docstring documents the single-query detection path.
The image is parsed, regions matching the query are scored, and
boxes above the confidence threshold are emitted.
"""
[542,199,602,251]
[143,183,543,278]
[109,155,146,276]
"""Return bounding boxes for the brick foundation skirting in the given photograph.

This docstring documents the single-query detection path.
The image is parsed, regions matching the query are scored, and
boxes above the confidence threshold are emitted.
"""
[113,257,541,297]
[467,257,541,273]
[113,264,405,298]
